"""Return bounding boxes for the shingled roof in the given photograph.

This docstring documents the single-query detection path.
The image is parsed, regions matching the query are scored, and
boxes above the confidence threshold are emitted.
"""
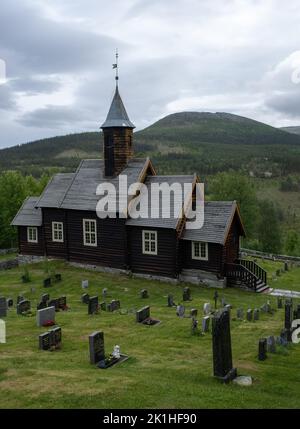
[35,158,151,211]
[11,197,42,226]
[101,87,135,129]
[182,201,244,244]
[126,175,196,229]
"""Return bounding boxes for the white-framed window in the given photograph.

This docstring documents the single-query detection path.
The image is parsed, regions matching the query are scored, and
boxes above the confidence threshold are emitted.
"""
[83,219,97,247]
[27,227,38,243]
[52,222,64,242]
[192,241,208,260]
[142,230,157,255]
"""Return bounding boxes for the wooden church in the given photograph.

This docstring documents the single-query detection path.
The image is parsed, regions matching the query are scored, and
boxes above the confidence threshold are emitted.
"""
[12,70,268,292]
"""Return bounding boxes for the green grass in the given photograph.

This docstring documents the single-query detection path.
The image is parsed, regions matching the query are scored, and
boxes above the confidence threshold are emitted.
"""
[0,259,300,409]
[0,253,17,262]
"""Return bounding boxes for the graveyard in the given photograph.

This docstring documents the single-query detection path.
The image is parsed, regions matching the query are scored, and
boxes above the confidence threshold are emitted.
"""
[0,258,300,409]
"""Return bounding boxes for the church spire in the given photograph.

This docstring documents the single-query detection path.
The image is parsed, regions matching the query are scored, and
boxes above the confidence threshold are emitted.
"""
[101,51,135,177]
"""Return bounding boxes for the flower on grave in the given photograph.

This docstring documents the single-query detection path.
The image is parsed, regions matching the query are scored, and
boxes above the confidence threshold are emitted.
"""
[42,320,55,327]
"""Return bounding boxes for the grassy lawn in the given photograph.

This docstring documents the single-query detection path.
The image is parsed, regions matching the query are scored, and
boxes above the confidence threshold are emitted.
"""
[0,259,300,409]
[0,253,17,262]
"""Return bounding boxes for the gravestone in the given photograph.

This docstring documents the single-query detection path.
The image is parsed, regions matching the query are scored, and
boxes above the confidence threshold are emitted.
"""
[285,301,293,342]
[36,306,56,327]
[183,287,191,301]
[43,277,52,288]
[7,298,13,308]
[190,308,198,318]
[280,329,289,346]
[284,261,289,271]
[100,301,106,311]
[246,309,253,322]
[203,302,212,315]
[236,308,244,320]
[17,295,24,305]
[191,318,198,335]
[37,301,47,311]
[54,274,62,282]
[107,299,120,312]
[49,326,62,349]
[102,288,108,298]
[176,304,185,318]
[258,338,267,361]
[0,297,7,318]
[17,299,31,315]
[82,280,89,289]
[0,320,6,344]
[202,316,210,333]
[212,309,237,383]
[214,291,219,309]
[167,294,175,307]
[267,336,276,353]
[39,332,50,350]
[140,289,149,299]
[224,304,232,315]
[253,309,260,321]
[48,298,59,311]
[57,296,67,310]
[88,296,99,315]
[277,297,283,309]
[221,297,227,307]
[276,269,281,277]
[41,293,49,303]
[81,293,90,304]
[89,331,105,365]
[136,306,150,323]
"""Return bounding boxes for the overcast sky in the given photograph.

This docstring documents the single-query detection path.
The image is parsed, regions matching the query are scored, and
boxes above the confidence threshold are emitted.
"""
[1,0,300,149]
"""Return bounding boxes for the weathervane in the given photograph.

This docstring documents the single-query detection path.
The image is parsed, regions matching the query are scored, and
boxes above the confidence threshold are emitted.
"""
[112,49,119,86]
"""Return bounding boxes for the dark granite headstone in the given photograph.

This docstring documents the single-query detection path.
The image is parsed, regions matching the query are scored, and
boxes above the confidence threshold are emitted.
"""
[280,329,289,346]
[284,261,289,271]
[43,277,52,288]
[0,297,7,318]
[48,299,59,311]
[285,301,293,342]
[190,308,198,318]
[258,338,267,361]
[183,287,191,301]
[246,309,253,322]
[39,332,50,350]
[214,291,219,309]
[167,294,174,307]
[253,309,260,321]
[277,297,283,309]
[212,309,237,383]
[100,301,106,311]
[107,299,120,312]
[7,298,13,308]
[41,293,50,303]
[50,326,62,348]
[17,299,31,315]
[54,274,62,282]
[176,304,185,318]
[136,306,150,323]
[140,289,149,299]
[81,293,90,304]
[37,301,47,310]
[57,296,67,310]
[17,295,24,305]
[89,331,105,364]
[191,318,198,335]
[88,296,99,315]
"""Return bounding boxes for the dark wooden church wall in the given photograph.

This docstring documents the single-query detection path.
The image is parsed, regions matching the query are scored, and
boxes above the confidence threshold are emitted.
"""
[222,214,240,266]
[18,226,45,255]
[127,226,178,278]
[43,208,68,259]
[67,210,128,269]
[180,240,223,274]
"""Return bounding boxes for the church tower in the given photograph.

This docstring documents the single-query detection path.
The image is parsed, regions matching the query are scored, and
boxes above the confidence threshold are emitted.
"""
[101,52,135,177]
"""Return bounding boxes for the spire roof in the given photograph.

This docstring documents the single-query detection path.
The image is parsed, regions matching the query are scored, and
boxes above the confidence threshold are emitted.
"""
[101,87,135,129]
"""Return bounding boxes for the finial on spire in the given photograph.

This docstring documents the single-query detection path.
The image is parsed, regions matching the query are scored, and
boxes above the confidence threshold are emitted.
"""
[112,49,119,86]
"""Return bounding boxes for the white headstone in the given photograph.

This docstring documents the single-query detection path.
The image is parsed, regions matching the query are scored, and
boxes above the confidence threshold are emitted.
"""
[82,280,89,289]
[203,302,212,315]
[112,345,121,359]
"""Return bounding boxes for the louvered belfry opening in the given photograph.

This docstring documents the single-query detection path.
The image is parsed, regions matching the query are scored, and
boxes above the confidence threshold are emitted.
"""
[101,87,135,177]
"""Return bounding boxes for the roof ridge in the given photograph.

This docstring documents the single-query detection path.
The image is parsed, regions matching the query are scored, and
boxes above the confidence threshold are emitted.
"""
[58,160,84,208]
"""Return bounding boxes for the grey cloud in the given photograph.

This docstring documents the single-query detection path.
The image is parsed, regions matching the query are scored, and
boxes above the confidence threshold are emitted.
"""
[9,77,62,95]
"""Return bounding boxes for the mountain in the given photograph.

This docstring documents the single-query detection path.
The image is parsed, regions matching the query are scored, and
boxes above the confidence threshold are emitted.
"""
[1,112,300,177]
[280,126,300,136]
